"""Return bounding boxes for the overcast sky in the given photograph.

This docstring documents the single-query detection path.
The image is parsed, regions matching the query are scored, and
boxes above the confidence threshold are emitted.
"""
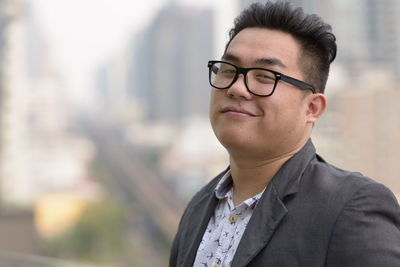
[28,0,237,105]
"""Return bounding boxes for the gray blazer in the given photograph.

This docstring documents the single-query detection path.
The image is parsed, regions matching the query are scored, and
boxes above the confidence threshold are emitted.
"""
[170,140,400,266]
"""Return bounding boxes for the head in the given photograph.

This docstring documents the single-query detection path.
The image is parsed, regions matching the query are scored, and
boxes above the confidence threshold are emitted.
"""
[225,1,336,94]
[209,2,336,162]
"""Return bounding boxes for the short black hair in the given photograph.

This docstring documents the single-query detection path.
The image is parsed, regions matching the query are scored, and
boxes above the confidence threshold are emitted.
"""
[225,1,337,93]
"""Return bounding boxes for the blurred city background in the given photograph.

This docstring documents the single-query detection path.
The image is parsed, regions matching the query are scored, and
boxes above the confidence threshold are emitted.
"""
[0,0,399,266]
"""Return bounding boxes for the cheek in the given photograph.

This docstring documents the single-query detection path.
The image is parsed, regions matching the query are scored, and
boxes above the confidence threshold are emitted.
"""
[276,101,308,135]
[209,88,218,106]
[209,92,217,121]
[209,90,224,119]
[258,98,305,134]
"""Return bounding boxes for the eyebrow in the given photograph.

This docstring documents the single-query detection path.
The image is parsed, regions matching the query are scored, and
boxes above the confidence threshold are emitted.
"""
[222,52,287,68]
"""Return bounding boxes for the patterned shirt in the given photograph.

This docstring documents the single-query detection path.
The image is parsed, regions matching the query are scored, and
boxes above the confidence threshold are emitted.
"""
[193,170,265,267]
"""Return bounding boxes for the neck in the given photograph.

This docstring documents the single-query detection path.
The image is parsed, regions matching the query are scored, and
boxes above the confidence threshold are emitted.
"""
[229,139,308,206]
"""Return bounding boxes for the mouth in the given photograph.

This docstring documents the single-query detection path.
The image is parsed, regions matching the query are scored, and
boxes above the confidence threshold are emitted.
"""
[221,105,259,117]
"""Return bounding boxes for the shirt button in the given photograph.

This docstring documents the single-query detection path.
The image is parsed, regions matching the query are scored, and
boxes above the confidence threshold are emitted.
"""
[213,264,220,267]
[229,214,237,223]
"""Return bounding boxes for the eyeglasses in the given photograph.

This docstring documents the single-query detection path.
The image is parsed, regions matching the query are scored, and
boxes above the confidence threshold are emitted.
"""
[208,60,316,97]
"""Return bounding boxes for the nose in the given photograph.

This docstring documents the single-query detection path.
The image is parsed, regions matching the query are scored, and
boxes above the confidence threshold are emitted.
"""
[226,74,253,100]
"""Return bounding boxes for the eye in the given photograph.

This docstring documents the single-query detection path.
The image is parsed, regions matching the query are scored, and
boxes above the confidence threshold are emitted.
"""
[219,65,236,77]
[253,70,275,84]
[221,69,236,74]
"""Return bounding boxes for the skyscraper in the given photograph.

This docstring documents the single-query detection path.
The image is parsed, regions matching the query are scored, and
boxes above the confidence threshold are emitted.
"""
[0,0,9,150]
[239,0,400,79]
[131,3,214,122]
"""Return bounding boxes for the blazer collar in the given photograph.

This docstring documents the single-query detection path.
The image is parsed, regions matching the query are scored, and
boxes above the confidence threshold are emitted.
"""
[272,138,316,199]
[179,140,316,266]
[231,139,316,266]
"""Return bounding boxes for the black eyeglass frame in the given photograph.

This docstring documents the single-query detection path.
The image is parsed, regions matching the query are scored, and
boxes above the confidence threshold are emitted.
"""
[208,60,316,97]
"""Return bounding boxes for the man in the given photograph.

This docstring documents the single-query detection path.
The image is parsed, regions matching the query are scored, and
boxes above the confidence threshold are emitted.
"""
[170,2,400,266]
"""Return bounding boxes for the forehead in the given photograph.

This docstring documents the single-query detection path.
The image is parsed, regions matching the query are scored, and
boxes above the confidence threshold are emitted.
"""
[224,28,301,71]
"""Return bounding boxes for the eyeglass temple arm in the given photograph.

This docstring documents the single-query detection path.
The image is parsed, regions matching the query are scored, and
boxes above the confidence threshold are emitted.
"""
[278,74,316,93]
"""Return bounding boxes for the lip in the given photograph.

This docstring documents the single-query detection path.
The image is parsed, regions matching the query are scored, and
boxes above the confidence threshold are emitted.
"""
[220,105,259,117]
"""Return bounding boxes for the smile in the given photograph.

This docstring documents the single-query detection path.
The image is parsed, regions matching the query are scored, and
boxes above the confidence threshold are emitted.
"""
[221,106,259,117]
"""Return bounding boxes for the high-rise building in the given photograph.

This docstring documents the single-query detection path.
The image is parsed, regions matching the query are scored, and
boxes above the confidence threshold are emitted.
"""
[0,0,9,210]
[239,0,261,9]
[0,0,15,151]
[302,0,400,79]
[364,0,400,75]
[131,3,214,122]
[0,0,91,207]
[314,76,400,195]
[239,0,400,79]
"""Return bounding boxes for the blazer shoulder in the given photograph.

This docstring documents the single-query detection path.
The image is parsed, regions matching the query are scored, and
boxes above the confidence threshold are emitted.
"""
[306,154,379,198]
[325,179,400,266]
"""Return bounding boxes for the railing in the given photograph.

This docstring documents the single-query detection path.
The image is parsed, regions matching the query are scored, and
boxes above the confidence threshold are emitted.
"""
[0,251,103,267]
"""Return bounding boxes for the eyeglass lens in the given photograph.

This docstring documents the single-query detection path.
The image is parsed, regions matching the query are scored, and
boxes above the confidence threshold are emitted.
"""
[209,62,276,96]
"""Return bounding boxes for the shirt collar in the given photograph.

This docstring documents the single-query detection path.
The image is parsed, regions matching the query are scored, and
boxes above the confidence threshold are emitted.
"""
[214,169,266,209]
[215,169,233,199]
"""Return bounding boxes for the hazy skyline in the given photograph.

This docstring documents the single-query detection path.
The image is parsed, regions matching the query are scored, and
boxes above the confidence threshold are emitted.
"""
[29,0,237,108]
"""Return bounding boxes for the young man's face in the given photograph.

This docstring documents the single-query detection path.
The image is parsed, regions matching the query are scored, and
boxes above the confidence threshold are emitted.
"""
[209,27,317,161]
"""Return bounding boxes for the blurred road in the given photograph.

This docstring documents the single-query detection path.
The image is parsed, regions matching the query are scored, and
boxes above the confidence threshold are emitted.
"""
[80,118,185,244]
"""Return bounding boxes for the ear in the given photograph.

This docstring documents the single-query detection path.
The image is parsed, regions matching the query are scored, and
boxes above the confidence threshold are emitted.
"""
[306,93,326,123]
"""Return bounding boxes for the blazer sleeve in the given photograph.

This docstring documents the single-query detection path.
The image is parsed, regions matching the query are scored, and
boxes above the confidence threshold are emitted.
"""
[169,206,188,267]
[325,182,400,266]
[170,225,180,267]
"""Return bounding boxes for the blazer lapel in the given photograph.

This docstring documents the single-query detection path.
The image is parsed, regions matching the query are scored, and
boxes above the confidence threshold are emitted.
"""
[230,139,316,266]
[231,184,288,266]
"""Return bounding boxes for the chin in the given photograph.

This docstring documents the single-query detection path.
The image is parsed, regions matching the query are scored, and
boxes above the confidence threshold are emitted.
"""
[216,132,251,152]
